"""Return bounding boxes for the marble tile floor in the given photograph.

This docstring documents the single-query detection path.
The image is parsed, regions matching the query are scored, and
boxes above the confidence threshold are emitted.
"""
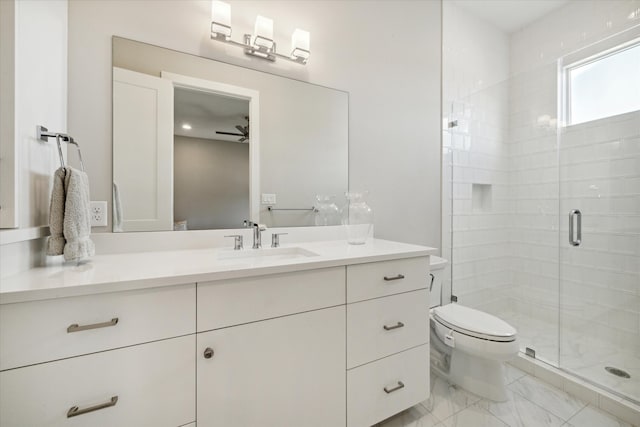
[376,365,637,427]
[499,310,640,404]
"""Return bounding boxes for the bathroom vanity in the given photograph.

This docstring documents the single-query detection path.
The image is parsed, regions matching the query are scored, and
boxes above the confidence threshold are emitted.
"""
[0,238,434,427]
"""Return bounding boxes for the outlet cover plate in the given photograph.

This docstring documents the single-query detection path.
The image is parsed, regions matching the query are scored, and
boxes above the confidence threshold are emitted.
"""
[261,193,276,205]
[90,201,108,227]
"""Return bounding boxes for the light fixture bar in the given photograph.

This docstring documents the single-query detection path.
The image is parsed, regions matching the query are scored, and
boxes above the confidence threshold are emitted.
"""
[210,32,309,64]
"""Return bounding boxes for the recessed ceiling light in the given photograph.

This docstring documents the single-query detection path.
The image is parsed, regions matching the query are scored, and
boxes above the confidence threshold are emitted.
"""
[182,123,192,130]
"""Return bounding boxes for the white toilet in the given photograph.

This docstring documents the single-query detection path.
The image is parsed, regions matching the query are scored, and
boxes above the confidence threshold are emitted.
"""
[429,256,518,402]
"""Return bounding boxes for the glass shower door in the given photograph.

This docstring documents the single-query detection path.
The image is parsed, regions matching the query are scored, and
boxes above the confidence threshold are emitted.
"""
[558,33,640,404]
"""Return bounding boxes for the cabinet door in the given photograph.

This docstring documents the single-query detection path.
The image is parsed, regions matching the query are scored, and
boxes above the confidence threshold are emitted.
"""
[197,306,346,427]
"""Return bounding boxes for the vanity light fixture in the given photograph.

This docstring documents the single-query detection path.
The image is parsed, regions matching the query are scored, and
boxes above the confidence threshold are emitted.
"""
[210,0,310,65]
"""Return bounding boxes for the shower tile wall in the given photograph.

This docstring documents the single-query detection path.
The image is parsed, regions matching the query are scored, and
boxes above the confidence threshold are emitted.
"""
[505,63,560,363]
[442,1,510,313]
[448,86,511,314]
[445,0,640,376]
[508,0,640,370]
[559,112,640,364]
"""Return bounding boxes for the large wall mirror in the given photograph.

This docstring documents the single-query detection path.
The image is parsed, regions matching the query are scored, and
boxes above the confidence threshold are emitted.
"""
[112,37,348,232]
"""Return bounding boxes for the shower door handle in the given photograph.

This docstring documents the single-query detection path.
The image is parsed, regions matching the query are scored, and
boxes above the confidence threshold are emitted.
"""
[569,209,581,246]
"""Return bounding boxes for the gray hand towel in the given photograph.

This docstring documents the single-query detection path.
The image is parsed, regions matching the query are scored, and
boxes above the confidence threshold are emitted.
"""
[46,167,67,255]
[63,167,95,261]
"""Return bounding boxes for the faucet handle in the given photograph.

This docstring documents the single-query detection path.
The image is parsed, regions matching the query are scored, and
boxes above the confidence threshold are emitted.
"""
[271,232,288,248]
[224,234,244,250]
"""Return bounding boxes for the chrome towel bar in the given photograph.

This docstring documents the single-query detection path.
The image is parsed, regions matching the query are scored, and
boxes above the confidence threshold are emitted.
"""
[37,125,85,171]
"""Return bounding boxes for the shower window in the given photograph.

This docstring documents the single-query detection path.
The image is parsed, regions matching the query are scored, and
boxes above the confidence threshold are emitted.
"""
[563,38,640,126]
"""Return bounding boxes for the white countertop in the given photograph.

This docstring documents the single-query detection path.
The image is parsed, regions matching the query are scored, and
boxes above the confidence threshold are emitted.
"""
[0,239,435,304]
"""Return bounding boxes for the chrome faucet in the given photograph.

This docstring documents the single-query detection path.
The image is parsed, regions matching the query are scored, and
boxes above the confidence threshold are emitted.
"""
[244,220,267,249]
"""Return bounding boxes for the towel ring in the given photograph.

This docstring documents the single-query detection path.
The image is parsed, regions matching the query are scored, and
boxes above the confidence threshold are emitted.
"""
[37,125,85,172]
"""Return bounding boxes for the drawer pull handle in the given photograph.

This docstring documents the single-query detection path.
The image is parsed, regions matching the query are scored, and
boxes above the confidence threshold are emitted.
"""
[384,381,405,394]
[383,274,405,281]
[204,347,215,359]
[67,317,119,333]
[383,321,405,331]
[67,395,118,418]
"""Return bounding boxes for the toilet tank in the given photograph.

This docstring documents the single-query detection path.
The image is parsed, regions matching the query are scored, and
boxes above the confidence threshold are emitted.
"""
[429,256,448,309]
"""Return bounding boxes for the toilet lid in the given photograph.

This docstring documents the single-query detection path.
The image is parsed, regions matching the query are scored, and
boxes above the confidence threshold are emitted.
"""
[433,304,517,342]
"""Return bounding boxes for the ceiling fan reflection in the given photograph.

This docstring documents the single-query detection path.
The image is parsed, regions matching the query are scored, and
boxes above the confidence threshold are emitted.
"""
[216,116,249,143]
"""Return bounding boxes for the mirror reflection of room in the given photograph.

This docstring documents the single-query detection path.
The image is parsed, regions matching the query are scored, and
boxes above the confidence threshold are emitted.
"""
[173,88,250,230]
[112,37,348,233]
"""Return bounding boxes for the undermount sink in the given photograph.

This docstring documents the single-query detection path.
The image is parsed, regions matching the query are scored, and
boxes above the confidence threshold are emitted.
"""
[217,247,320,262]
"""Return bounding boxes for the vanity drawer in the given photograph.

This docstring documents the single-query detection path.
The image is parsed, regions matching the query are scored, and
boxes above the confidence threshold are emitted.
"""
[347,344,429,427]
[347,289,429,369]
[0,284,195,370]
[347,257,429,303]
[197,267,344,332]
[0,335,195,427]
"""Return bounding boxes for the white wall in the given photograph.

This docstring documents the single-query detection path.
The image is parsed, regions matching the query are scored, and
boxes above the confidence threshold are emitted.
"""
[67,0,442,247]
[0,0,67,278]
[0,0,67,229]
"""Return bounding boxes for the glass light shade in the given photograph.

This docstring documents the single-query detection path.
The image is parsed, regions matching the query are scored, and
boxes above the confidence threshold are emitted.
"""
[253,15,274,49]
[211,0,231,37]
[291,29,310,59]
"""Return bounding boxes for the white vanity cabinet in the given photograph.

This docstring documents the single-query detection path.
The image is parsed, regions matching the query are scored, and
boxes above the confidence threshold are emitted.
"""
[346,257,430,427]
[196,267,346,427]
[0,241,433,427]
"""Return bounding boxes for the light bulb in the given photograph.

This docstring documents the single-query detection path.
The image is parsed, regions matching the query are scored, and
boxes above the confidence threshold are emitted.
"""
[253,15,274,50]
[211,0,231,37]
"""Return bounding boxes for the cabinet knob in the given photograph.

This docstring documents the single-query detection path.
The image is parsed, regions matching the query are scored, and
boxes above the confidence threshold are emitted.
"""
[204,347,214,359]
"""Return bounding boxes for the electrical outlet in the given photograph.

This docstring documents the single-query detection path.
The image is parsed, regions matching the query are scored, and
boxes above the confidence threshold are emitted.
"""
[261,193,276,205]
[90,201,108,227]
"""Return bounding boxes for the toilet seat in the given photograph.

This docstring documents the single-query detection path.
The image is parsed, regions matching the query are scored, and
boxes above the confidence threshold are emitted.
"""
[432,304,516,342]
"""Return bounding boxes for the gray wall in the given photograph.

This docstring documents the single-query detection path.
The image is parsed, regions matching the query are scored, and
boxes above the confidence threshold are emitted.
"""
[174,135,249,230]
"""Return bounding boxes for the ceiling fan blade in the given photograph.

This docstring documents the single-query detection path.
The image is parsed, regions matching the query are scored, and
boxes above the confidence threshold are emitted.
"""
[235,125,245,133]
[216,131,244,136]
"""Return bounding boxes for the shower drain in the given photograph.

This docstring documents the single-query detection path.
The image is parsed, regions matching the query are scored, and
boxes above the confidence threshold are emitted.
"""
[605,366,631,379]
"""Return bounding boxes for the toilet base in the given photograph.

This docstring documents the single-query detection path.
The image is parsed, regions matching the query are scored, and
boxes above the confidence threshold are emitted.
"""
[449,349,508,402]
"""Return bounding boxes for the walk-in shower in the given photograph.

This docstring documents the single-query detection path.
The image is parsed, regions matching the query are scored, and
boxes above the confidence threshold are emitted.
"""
[443,0,640,407]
